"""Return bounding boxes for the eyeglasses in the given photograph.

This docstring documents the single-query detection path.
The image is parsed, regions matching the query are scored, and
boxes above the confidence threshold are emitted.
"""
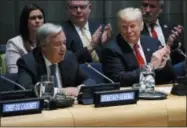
[29,15,44,20]
[68,4,89,10]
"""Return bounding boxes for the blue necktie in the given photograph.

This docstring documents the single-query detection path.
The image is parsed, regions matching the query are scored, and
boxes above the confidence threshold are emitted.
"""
[50,64,58,87]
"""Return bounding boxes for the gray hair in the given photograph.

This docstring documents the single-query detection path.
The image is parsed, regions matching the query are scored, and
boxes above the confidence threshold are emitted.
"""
[36,23,63,47]
[67,0,90,6]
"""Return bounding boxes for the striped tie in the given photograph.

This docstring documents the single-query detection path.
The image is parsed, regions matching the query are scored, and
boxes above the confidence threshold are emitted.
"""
[50,64,58,87]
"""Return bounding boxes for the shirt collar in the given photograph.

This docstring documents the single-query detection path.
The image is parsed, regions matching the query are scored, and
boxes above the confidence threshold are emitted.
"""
[42,54,56,67]
[73,21,89,31]
[146,19,160,27]
[128,39,141,50]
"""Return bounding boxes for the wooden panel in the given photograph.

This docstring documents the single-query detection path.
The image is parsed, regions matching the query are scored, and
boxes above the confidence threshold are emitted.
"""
[1,109,74,127]
[70,100,168,127]
[167,95,186,126]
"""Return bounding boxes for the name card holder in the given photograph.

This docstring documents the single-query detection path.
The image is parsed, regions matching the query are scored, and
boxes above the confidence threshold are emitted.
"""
[0,98,44,117]
[94,89,139,107]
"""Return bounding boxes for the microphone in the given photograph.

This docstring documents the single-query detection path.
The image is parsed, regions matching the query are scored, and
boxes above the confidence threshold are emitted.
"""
[176,49,186,58]
[0,75,26,91]
[85,62,115,83]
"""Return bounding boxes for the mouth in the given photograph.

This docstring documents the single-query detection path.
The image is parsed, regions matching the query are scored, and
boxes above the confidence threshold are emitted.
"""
[75,15,84,19]
[143,14,153,18]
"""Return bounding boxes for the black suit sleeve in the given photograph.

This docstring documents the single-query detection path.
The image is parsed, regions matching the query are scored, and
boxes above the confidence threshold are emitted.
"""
[72,46,93,64]
[102,48,140,86]
[16,58,35,89]
[155,60,176,84]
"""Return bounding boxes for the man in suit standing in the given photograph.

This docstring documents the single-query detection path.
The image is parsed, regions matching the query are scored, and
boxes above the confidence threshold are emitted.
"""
[140,0,184,65]
[62,0,112,63]
[102,7,175,86]
[17,23,94,97]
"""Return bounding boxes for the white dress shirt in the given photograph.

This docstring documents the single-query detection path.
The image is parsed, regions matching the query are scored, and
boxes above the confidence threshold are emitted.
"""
[43,55,62,88]
[146,20,166,46]
[128,39,147,64]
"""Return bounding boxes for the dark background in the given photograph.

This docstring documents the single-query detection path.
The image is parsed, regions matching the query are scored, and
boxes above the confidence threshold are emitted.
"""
[0,0,186,50]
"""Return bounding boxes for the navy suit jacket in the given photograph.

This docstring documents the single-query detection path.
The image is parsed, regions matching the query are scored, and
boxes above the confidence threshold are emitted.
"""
[17,48,94,89]
[102,34,175,86]
[141,20,185,64]
[62,20,103,63]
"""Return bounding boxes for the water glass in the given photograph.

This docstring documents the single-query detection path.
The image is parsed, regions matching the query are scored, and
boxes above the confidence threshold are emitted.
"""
[35,75,55,98]
[139,63,155,93]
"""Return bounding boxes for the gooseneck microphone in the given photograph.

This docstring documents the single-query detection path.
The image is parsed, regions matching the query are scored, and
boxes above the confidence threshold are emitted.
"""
[0,75,26,90]
[85,62,115,83]
[175,46,187,58]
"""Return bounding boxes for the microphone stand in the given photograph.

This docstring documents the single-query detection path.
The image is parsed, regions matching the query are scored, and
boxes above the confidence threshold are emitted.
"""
[85,62,115,83]
[0,73,26,91]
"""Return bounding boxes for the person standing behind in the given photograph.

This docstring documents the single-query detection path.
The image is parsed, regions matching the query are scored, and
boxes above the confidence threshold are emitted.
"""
[5,4,45,73]
[62,0,112,63]
[140,0,184,65]
[102,7,175,86]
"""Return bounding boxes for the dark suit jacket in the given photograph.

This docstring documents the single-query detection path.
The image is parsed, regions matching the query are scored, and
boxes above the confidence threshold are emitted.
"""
[62,20,103,63]
[17,48,94,89]
[102,34,175,86]
[141,20,185,64]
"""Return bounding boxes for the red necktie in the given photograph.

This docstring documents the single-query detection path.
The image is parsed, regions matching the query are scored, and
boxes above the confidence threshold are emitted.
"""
[133,44,145,67]
[150,23,158,39]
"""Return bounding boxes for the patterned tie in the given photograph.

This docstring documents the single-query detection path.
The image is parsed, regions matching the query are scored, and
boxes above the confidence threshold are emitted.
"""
[81,27,100,62]
[133,44,145,67]
[150,23,158,39]
[50,64,58,87]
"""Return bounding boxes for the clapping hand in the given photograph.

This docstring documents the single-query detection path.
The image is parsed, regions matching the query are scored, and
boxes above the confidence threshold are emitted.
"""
[88,25,103,51]
[150,46,170,70]
[101,23,112,43]
[88,23,112,51]
[167,25,183,48]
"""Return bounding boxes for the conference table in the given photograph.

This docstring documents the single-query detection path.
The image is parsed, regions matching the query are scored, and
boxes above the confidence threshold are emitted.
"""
[1,85,186,127]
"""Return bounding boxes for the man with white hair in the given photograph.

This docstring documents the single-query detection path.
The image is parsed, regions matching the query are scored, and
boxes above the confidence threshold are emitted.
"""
[102,7,175,86]
[17,23,94,97]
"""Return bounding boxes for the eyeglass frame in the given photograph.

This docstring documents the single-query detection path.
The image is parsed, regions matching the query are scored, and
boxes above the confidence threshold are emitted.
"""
[68,3,90,11]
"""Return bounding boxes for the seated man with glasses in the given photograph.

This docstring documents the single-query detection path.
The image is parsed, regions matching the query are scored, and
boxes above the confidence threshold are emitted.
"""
[62,0,112,64]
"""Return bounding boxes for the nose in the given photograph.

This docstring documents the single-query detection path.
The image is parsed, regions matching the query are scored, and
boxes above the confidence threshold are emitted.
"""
[61,43,66,51]
[77,7,82,12]
[35,18,41,23]
[126,27,132,33]
[145,6,151,13]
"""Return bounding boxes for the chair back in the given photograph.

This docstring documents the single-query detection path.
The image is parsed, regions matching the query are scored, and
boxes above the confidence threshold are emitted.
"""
[0,54,7,74]
[80,63,105,84]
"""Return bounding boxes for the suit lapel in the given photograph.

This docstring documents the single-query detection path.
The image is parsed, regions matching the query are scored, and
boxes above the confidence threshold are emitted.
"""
[142,24,150,36]
[67,20,84,49]
[160,22,169,41]
[140,36,154,63]
[117,34,139,68]
[33,48,47,77]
